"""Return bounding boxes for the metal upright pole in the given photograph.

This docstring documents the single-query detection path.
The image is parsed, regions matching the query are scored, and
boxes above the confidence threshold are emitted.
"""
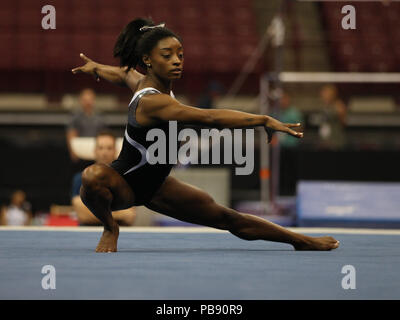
[260,76,270,212]
[272,2,287,207]
[271,26,284,207]
[260,8,286,215]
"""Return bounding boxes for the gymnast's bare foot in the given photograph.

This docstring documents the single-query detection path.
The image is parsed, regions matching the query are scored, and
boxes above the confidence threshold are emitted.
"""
[293,236,340,251]
[95,223,119,253]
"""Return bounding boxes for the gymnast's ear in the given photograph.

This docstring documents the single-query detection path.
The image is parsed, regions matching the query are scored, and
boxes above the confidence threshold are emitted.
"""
[142,54,151,66]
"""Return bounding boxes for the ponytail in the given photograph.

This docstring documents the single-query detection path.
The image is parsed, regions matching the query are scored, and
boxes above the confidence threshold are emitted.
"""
[113,18,155,71]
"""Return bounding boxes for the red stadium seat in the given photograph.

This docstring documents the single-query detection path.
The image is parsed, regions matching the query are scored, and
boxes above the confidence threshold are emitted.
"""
[71,12,95,32]
[120,0,148,12]
[97,7,125,33]
[15,33,42,69]
[43,33,73,69]
[3,0,261,94]
[0,4,17,31]
[393,44,400,65]
[50,0,70,9]
[0,33,15,68]
[16,9,43,32]
[96,34,119,64]
[323,1,400,72]
[69,33,97,64]
[50,4,71,32]
[17,0,47,9]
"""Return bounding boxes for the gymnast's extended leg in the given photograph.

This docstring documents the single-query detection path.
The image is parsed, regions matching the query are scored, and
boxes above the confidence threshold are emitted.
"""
[146,176,339,250]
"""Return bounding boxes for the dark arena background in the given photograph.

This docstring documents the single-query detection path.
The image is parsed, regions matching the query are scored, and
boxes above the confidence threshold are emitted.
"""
[1,0,400,308]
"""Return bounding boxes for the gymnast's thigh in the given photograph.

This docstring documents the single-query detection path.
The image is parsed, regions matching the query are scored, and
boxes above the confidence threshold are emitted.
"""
[145,176,227,227]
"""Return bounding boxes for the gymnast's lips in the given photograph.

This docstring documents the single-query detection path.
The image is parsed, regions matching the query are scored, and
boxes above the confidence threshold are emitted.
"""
[170,68,182,74]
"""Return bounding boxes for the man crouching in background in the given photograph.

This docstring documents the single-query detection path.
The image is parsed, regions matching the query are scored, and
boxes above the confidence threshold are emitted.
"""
[71,130,136,226]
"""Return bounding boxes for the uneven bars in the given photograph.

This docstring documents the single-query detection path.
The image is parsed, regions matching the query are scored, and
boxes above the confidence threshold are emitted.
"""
[278,72,400,83]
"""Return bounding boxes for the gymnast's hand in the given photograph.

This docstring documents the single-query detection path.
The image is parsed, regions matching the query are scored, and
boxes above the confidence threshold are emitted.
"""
[264,116,303,143]
[71,53,100,82]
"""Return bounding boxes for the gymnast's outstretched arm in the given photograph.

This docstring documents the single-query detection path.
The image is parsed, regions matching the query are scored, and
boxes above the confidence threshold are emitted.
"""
[139,94,304,139]
[71,53,143,92]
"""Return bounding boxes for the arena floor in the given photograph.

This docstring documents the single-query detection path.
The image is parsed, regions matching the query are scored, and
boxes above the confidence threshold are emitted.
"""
[1,226,399,300]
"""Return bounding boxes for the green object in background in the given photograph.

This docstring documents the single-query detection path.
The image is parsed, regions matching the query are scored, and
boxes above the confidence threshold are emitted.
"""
[278,106,303,148]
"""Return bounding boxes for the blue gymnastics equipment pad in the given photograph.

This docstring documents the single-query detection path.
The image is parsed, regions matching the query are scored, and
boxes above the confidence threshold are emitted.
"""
[297,181,400,228]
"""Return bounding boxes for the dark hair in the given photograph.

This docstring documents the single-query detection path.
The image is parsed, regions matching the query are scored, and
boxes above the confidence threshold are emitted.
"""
[79,87,95,97]
[113,18,181,71]
[96,129,116,141]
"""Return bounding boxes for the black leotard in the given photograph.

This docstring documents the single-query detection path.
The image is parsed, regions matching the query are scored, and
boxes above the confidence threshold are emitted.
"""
[110,87,175,206]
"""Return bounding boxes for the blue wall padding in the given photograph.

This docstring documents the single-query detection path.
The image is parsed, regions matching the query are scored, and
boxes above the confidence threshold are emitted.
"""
[297,181,400,228]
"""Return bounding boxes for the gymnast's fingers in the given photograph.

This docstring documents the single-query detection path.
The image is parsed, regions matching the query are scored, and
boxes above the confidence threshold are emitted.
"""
[79,53,92,62]
[285,123,301,128]
[287,128,303,138]
[71,66,83,74]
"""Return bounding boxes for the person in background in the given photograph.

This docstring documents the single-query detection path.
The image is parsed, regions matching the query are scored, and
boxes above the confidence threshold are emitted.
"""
[278,91,304,148]
[197,80,224,109]
[318,84,347,150]
[0,190,32,226]
[71,130,136,226]
[66,88,107,163]
[277,92,304,196]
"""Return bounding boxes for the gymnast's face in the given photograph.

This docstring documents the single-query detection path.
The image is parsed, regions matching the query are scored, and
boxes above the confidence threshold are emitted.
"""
[144,37,184,80]
[94,135,116,165]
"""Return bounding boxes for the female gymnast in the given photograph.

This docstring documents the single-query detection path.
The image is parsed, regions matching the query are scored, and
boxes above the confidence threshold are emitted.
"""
[72,18,339,253]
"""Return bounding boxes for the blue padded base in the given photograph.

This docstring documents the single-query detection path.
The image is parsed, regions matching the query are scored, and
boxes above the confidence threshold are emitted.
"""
[297,181,400,228]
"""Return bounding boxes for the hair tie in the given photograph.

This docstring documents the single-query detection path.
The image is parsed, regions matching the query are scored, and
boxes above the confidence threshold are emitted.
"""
[139,23,166,32]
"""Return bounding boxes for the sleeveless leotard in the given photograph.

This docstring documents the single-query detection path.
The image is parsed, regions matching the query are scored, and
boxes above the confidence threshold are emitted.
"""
[110,87,175,206]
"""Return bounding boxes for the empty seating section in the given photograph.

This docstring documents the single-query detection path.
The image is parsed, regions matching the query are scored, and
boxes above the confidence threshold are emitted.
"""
[1,0,259,80]
[322,2,400,72]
